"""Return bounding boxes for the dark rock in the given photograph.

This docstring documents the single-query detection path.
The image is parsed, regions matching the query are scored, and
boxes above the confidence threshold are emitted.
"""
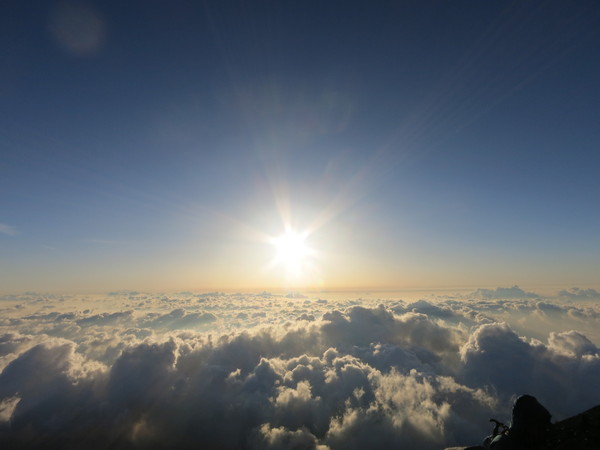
[550,405,600,450]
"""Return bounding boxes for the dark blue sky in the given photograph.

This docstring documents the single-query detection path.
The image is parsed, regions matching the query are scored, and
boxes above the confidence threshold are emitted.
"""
[1,0,599,292]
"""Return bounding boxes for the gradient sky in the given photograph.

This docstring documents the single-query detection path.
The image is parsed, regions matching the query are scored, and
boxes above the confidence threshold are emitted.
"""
[1,1,599,293]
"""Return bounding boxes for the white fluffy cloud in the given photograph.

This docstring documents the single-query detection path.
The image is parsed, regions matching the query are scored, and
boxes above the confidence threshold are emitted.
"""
[0,288,599,448]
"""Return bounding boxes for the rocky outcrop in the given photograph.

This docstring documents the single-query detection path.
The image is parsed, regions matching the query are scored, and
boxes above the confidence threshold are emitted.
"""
[551,404,600,450]
[445,404,600,450]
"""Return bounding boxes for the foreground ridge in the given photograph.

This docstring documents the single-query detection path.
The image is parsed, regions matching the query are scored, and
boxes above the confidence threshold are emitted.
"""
[551,404,600,450]
[446,403,600,450]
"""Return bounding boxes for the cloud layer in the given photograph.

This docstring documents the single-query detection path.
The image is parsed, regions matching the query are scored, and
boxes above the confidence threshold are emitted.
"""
[1,289,599,449]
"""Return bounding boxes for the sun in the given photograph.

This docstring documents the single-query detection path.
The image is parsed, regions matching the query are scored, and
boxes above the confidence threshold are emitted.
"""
[270,229,310,276]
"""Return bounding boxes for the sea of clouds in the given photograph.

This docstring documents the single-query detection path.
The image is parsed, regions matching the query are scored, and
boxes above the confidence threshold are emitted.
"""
[1,286,599,449]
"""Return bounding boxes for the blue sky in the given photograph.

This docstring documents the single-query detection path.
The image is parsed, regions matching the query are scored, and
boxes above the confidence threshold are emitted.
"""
[1,1,599,292]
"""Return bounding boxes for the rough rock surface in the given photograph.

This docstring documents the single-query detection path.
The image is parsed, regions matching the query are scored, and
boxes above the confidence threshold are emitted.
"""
[445,404,600,450]
[550,404,600,450]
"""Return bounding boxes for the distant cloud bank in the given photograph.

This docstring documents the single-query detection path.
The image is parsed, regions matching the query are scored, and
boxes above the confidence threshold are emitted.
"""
[0,288,599,449]
[558,287,600,300]
[471,285,538,299]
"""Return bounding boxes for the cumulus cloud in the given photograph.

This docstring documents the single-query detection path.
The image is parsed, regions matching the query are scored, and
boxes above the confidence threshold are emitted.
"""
[139,308,217,330]
[558,287,600,300]
[471,285,539,299]
[257,423,326,450]
[0,290,599,448]
[460,323,600,417]
[405,300,454,318]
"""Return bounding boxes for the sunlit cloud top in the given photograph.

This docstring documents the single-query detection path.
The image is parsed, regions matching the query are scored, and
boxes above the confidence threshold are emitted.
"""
[1,288,599,448]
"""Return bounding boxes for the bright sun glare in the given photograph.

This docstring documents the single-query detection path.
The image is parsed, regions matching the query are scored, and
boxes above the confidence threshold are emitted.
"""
[271,229,310,276]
